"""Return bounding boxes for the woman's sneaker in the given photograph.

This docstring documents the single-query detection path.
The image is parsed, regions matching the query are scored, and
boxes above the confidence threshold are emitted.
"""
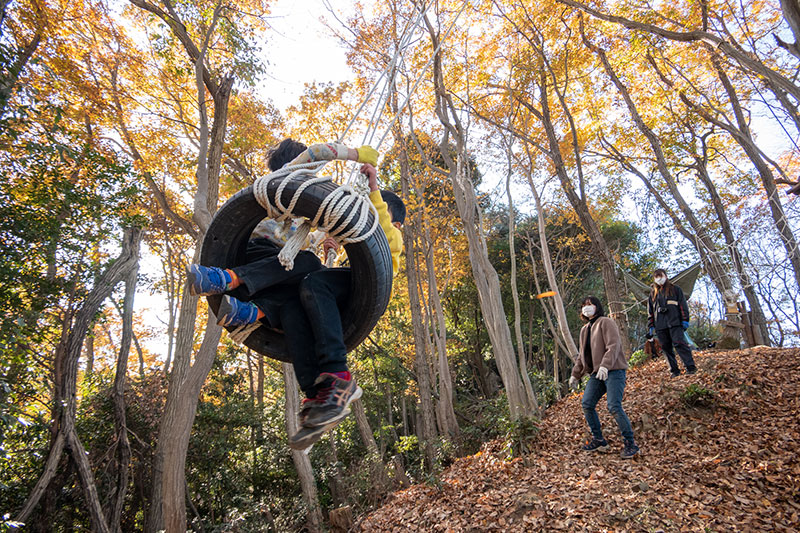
[621,440,640,459]
[216,295,260,327]
[187,264,230,296]
[582,438,609,452]
[303,373,362,428]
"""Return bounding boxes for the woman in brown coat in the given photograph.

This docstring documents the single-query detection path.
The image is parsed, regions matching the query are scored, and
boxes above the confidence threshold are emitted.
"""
[570,296,639,459]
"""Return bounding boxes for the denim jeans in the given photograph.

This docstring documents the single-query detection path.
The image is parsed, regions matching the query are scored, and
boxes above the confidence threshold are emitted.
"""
[656,326,696,373]
[278,268,351,398]
[581,369,634,442]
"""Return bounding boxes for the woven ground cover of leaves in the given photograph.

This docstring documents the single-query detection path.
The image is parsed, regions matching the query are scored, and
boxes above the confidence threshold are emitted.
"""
[357,347,800,532]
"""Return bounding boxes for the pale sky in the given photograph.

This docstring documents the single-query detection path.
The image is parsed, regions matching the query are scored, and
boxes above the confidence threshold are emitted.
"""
[260,0,354,113]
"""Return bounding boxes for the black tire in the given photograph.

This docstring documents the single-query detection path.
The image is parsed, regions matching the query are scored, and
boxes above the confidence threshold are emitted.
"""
[200,176,393,362]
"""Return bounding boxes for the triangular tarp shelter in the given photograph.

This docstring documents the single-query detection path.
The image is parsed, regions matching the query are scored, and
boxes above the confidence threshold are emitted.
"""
[621,262,703,303]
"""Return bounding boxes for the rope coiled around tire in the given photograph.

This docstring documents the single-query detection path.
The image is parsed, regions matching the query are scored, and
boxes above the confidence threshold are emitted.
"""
[200,167,393,361]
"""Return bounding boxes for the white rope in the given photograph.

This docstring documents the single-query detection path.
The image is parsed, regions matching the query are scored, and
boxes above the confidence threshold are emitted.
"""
[230,322,262,344]
[372,0,472,150]
[252,162,380,271]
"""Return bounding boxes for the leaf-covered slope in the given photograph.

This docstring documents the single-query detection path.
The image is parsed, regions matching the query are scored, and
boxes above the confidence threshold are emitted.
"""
[358,348,800,532]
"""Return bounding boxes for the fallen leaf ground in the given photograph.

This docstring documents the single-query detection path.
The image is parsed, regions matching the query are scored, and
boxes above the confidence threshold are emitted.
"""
[357,347,800,532]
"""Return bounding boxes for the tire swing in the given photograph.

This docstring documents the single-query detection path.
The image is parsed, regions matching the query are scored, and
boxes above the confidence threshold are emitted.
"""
[200,163,394,362]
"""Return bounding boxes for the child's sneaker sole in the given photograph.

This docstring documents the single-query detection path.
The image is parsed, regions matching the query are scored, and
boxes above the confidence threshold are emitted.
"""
[582,441,610,452]
[289,408,351,451]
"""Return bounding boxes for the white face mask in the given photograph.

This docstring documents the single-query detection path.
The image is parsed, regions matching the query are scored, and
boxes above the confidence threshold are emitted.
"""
[654,276,666,286]
[582,305,596,318]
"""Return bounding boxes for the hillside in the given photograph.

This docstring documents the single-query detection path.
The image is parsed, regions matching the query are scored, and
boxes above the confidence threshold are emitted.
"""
[357,348,800,532]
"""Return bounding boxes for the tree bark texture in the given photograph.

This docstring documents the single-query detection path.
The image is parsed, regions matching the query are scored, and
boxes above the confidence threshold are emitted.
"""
[282,364,323,533]
[15,227,142,531]
[424,12,537,420]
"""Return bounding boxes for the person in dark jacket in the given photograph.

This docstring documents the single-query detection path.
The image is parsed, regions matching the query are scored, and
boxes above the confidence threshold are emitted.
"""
[647,268,697,378]
[569,296,639,459]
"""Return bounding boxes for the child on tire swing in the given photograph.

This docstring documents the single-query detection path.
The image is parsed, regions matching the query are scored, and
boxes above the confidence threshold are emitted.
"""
[186,139,405,450]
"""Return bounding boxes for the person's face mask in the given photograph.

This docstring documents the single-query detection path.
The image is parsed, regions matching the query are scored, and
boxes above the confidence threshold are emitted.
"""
[582,305,596,318]
[654,276,666,286]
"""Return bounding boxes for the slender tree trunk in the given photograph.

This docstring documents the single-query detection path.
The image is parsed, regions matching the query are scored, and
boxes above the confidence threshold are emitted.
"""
[423,229,459,436]
[524,170,579,358]
[398,141,438,468]
[282,365,322,533]
[109,247,139,531]
[424,12,537,419]
[15,227,142,531]
[504,144,538,411]
[84,325,95,376]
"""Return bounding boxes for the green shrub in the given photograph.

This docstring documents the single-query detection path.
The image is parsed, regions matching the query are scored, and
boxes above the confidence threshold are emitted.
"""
[529,369,559,409]
[629,349,648,367]
[680,383,716,408]
[502,416,540,458]
[689,323,723,349]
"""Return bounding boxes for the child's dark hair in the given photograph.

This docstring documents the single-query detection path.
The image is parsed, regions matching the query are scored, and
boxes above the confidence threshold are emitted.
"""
[380,190,406,225]
[580,295,605,321]
[268,138,307,171]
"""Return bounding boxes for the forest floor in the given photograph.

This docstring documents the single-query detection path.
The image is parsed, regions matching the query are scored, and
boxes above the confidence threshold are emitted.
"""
[356,347,800,532]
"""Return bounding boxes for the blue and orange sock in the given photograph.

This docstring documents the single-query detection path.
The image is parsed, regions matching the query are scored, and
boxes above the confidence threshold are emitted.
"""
[224,269,240,290]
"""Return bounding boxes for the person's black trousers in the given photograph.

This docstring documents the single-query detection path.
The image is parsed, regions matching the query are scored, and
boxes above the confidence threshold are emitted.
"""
[656,326,696,373]
[230,238,352,398]
[233,237,323,296]
[279,268,352,398]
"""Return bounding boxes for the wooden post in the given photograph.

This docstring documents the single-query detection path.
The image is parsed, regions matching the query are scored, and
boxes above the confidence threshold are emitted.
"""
[738,302,756,348]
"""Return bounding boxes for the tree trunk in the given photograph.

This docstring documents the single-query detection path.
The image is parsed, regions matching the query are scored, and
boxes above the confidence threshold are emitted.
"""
[84,325,95,376]
[15,227,142,530]
[146,73,233,533]
[524,170,579,358]
[399,147,438,468]
[504,144,538,412]
[109,247,139,531]
[282,364,323,532]
[423,227,459,436]
[424,12,537,420]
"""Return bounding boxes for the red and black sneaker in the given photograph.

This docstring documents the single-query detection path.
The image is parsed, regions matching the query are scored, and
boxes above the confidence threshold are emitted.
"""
[302,373,362,428]
[298,397,320,427]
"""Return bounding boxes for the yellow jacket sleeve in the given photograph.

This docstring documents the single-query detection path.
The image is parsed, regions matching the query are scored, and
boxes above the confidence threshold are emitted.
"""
[369,190,403,277]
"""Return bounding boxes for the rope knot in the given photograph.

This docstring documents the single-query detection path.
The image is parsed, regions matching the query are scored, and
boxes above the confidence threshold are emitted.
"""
[252,162,380,271]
